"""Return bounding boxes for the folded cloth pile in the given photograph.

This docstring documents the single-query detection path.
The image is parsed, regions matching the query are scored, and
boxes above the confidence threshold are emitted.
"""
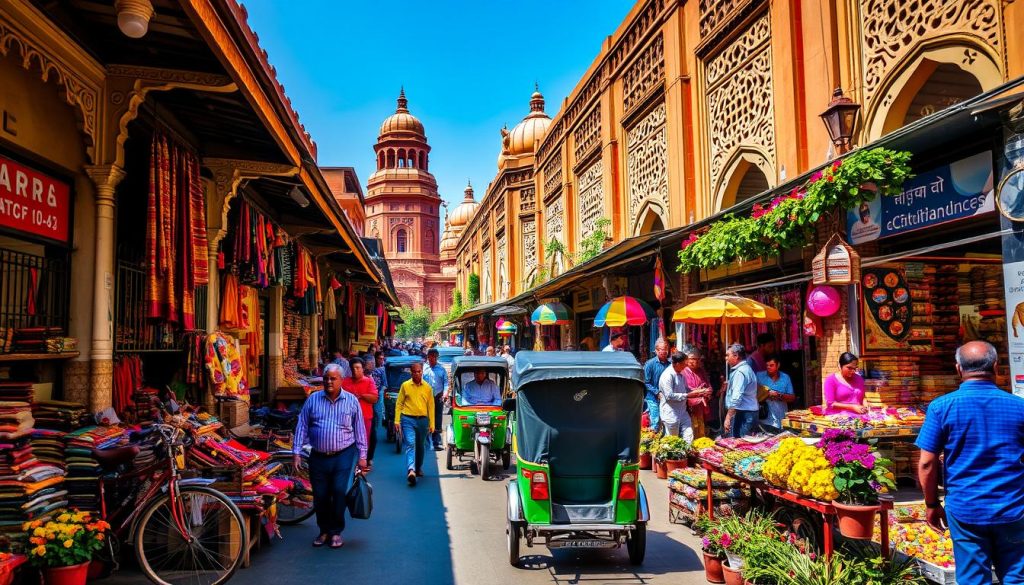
[29,429,65,468]
[0,384,32,403]
[0,403,66,552]
[63,426,127,512]
[190,435,272,509]
[32,401,88,431]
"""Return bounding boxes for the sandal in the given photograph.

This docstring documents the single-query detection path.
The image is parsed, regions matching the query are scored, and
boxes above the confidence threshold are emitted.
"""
[329,535,344,549]
[312,533,329,547]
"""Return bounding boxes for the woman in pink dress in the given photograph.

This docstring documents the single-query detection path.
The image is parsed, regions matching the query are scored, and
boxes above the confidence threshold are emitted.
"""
[822,352,867,414]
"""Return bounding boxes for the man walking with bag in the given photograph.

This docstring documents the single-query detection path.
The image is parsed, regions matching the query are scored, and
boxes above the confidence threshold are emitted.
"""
[293,363,368,549]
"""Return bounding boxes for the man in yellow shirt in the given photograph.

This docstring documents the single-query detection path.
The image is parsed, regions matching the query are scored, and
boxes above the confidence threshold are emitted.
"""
[394,361,435,486]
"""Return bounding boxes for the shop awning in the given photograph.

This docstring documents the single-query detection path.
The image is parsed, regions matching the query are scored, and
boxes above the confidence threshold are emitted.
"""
[458,301,502,322]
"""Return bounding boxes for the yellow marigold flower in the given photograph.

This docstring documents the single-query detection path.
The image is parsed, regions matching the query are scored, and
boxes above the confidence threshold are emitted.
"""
[63,539,73,548]
[33,527,46,537]
[57,514,70,522]
[33,545,46,556]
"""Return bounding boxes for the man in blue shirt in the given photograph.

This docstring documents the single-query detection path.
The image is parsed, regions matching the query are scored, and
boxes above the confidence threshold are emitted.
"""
[916,341,1024,585]
[724,343,758,438]
[423,348,448,451]
[642,339,671,430]
[756,355,795,429]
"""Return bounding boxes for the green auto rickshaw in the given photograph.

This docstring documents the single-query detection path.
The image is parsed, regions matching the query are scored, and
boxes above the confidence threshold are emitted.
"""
[444,356,511,480]
[504,351,649,567]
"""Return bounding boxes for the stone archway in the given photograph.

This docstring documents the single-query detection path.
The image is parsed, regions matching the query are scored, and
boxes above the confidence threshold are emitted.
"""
[714,149,774,213]
[634,202,667,236]
[864,41,1002,141]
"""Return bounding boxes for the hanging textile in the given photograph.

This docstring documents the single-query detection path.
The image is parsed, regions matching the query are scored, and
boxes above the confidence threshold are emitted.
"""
[653,256,666,304]
[204,332,249,399]
[144,131,207,326]
[219,273,243,329]
[113,355,143,414]
[323,286,337,320]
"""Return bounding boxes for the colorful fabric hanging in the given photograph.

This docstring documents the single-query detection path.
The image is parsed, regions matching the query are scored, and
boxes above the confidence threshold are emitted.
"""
[204,332,249,399]
[653,255,666,303]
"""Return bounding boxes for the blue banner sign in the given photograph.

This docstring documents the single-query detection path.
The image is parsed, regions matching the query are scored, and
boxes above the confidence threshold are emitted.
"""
[847,150,993,244]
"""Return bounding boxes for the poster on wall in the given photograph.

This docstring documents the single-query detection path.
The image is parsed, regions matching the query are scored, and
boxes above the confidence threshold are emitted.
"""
[0,154,71,243]
[1003,259,1024,397]
[847,150,994,244]
[860,267,913,352]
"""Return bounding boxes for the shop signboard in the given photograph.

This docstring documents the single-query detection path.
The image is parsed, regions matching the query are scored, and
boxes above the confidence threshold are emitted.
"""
[859,266,913,352]
[0,154,71,243]
[847,150,994,245]
[1002,259,1024,397]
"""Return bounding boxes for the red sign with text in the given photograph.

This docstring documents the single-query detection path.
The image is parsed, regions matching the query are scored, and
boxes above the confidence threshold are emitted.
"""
[0,154,70,243]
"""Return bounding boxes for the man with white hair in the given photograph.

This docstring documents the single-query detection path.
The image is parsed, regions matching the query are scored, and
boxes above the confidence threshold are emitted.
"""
[293,363,367,549]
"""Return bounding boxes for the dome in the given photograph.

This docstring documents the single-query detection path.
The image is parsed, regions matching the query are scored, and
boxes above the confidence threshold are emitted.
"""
[379,88,425,137]
[440,225,458,253]
[449,181,480,227]
[506,88,551,156]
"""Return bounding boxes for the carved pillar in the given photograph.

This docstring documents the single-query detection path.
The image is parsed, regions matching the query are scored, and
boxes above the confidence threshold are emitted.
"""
[266,287,284,393]
[83,165,126,412]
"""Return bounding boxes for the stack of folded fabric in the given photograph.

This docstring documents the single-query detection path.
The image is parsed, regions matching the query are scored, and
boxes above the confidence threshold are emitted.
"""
[189,435,271,510]
[667,467,748,521]
[32,401,87,431]
[29,429,65,469]
[0,403,66,552]
[12,327,62,353]
[63,426,127,512]
[0,383,32,403]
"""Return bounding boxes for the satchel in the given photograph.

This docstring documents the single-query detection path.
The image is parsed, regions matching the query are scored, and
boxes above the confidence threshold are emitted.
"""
[346,472,373,520]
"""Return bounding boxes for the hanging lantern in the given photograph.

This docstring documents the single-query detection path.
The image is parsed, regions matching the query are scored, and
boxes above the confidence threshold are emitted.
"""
[807,285,841,317]
[812,234,860,285]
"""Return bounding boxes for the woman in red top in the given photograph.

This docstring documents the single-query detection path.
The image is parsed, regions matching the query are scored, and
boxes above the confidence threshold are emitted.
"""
[341,358,378,458]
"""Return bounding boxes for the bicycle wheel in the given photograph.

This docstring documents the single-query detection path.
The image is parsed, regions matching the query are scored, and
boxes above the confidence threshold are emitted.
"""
[134,485,246,585]
[271,452,315,525]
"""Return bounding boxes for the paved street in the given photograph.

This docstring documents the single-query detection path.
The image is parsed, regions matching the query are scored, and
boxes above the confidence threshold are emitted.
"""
[107,424,708,584]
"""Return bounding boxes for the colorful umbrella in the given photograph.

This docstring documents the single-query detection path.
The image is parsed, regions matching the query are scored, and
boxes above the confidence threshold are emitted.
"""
[594,296,656,327]
[671,294,781,325]
[497,322,518,336]
[531,302,572,325]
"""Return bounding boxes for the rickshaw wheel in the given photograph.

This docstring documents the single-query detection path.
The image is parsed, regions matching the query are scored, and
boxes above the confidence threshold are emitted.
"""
[445,445,454,470]
[627,522,647,565]
[501,449,511,470]
[506,517,522,567]
[478,444,490,481]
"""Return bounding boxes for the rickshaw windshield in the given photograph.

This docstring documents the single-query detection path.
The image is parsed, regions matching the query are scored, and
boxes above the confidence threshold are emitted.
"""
[385,367,413,389]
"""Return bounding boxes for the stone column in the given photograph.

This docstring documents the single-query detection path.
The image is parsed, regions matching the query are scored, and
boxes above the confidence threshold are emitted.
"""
[206,241,220,333]
[266,286,284,392]
[83,165,126,412]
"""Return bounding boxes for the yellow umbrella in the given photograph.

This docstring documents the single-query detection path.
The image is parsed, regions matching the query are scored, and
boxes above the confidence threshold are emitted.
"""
[672,295,781,325]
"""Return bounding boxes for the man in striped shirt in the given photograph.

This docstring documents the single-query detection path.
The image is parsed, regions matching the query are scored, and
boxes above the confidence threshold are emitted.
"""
[294,363,367,549]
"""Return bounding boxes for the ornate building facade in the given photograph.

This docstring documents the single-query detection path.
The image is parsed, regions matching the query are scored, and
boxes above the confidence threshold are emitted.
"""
[365,90,453,316]
[453,0,1024,306]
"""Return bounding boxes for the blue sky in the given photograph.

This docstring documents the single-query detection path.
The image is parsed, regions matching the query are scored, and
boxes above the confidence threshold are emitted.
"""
[242,0,634,218]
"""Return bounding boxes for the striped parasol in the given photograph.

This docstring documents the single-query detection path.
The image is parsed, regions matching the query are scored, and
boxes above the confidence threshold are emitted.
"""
[530,302,573,325]
[594,296,656,327]
[497,321,518,336]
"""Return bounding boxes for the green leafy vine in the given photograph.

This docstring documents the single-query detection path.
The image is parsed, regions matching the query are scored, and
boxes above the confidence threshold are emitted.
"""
[676,148,913,272]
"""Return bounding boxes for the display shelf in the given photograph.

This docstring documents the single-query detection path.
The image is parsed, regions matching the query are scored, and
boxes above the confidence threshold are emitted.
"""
[0,351,80,362]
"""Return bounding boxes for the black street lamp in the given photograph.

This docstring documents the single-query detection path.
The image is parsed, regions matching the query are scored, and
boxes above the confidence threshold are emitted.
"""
[820,88,862,155]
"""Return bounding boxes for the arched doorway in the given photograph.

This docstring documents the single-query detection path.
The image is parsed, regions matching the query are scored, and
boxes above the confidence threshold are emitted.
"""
[634,204,667,235]
[396,228,408,253]
[714,150,774,213]
[901,62,983,125]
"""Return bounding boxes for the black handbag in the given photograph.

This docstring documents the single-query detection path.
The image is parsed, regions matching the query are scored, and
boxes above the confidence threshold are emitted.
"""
[346,472,373,520]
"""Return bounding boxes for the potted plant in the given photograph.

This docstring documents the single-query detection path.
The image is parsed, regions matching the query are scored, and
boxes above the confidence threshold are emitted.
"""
[655,435,691,472]
[820,429,896,539]
[694,515,726,584]
[639,429,657,470]
[24,511,109,585]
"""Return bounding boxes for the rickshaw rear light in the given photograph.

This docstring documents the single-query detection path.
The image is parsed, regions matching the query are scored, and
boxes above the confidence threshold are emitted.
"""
[618,471,637,500]
[529,471,549,500]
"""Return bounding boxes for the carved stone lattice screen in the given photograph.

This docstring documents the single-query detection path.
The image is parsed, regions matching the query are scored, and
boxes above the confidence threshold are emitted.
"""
[574,106,601,162]
[482,251,492,303]
[627,102,669,231]
[545,196,564,245]
[543,154,562,200]
[577,159,605,243]
[859,0,1002,107]
[623,35,665,112]
[705,14,776,196]
[522,220,538,278]
[497,235,508,299]
[519,186,536,214]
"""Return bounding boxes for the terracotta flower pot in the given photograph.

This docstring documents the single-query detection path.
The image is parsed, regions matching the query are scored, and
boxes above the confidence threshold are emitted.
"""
[654,459,668,479]
[664,458,688,473]
[832,500,880,540]
[722,563,744,585]
[43,562,89,585]
[639,453,652,470]
[702,552,725,584]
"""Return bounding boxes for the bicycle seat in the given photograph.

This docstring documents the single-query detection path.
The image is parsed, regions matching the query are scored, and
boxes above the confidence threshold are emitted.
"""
[93,445,140,470]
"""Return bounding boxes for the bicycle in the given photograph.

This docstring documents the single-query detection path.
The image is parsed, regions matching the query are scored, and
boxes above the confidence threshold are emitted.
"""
[96,423,247,585]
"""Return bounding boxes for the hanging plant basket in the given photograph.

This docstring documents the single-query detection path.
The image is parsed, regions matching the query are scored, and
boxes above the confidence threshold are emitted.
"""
[812,234,860,285]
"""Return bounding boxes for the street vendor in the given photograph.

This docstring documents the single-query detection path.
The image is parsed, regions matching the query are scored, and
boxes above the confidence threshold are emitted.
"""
[658,351,692,441]
[756,355,795,429]
[681,345,712,439]
[823,352,867,414]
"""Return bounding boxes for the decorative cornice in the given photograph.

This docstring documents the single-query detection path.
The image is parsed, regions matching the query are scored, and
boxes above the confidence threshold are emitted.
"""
[203,157,299,245]
[106,64,235,89]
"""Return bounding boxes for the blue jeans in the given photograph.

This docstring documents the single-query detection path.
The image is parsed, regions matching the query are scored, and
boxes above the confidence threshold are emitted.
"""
[947,511,1024,585]
[732,410,758,438]
[644,394,660,429]
[308,444,358,536]
[401,415,430,473]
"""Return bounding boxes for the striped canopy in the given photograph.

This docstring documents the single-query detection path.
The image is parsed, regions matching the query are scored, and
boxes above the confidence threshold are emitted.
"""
[594,296,656,327]
[530,302,572,325]
[497,322,518,336]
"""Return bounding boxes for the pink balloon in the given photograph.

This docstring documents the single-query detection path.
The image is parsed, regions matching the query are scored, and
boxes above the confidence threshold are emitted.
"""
[807,285,841,317]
